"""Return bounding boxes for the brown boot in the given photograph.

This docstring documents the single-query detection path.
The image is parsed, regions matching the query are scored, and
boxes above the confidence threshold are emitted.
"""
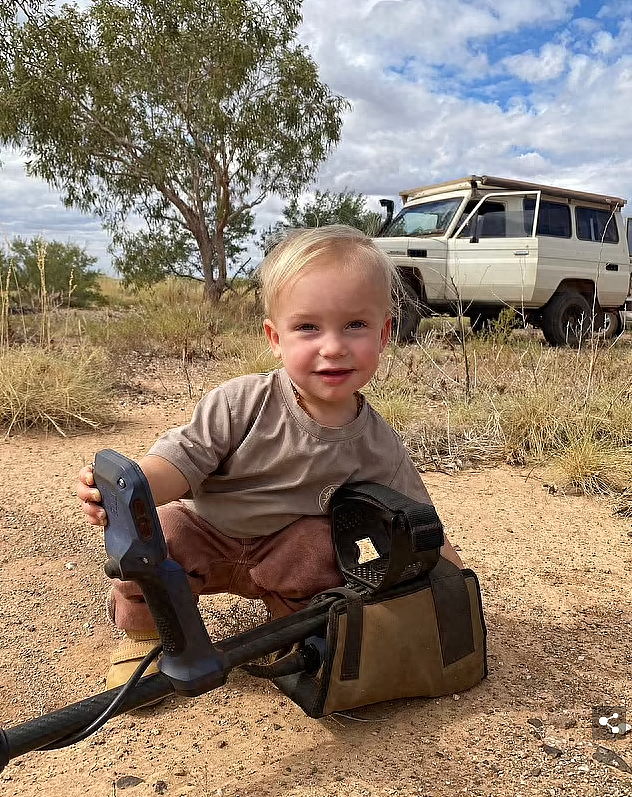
[106,631,162,703]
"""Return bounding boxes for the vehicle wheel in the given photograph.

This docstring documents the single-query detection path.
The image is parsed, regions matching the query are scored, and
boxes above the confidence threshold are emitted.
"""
[394,280,423,343]
[541,292,591,347]
[598,310,623,339]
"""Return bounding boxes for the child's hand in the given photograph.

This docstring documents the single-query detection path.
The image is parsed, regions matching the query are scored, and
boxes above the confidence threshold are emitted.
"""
[77,463,107,527]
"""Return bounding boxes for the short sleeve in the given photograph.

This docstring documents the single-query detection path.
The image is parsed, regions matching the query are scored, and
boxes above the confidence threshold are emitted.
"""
[147,385,234,491]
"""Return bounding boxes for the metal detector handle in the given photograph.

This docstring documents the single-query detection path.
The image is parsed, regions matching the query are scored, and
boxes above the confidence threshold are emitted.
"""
[93,449,226,696]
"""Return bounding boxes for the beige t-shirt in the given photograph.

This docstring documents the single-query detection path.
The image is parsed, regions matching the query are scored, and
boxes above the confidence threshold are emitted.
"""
[148,367,431,538]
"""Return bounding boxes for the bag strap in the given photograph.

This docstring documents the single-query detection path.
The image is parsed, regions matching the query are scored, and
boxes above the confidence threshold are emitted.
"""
[240,587,364,682]
[429,558,476,666]
[318,587,364,681]
[334,482,445,553]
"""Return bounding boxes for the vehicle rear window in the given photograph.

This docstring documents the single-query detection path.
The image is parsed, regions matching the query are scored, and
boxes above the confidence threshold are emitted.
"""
[575,206,619,243]
[523,198,571,238]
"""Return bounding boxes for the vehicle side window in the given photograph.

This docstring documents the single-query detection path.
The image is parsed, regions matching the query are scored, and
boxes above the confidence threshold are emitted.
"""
[523,198,571,237]
[458,201,505,238]
[575,206,619,243]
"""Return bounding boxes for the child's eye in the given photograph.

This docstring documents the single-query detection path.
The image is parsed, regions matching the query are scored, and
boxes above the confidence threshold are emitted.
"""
[348,320,367,329]
[296,323,317,331]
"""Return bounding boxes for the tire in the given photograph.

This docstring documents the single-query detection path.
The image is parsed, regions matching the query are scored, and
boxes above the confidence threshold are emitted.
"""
[599,310,623,339]
[541,292,591,347]
[394,280,423,343]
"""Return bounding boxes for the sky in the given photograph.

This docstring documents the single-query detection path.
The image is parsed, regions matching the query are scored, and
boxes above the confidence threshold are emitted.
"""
[2,0,632,273]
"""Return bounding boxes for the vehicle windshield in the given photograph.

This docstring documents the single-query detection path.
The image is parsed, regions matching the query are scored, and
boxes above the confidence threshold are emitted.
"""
[381,197,463,237]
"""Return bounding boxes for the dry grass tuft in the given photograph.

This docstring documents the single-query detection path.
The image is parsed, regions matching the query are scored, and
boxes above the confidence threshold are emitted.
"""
[365,376,423,431]
[373,328,632,499]
[0,345,114,435]
[551,437,632,495]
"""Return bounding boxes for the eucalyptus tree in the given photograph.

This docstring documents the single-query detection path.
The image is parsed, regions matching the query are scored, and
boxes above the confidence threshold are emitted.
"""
[0,0,348,297]
[262,189,384,253]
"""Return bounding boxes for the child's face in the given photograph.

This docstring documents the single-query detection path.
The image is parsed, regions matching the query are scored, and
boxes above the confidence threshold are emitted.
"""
[263,259,391,423]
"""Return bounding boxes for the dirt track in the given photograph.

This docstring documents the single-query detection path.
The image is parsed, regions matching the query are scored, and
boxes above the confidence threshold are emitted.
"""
[1,358,631,796]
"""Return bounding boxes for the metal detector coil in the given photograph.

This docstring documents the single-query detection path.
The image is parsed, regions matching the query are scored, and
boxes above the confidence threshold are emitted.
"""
[330,482,444,592]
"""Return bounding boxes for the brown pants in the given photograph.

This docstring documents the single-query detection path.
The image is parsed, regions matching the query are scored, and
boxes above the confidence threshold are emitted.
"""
[106,502,345,631]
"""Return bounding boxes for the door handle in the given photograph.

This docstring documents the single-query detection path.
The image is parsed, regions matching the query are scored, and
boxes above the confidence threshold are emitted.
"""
[513,250,529,256]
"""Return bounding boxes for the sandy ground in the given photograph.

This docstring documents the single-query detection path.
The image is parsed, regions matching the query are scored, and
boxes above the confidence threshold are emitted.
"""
[0,356,631,797]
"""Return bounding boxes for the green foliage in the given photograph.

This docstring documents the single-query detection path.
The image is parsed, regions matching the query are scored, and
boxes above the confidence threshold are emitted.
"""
[0,0,348,298]
[2,237,104,309]
[486,307,520,344]
[111,211,255,290]
[263,189,382,250]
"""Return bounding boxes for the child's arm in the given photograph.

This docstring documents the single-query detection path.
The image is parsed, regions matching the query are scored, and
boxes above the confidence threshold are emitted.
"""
[76,454,190,527]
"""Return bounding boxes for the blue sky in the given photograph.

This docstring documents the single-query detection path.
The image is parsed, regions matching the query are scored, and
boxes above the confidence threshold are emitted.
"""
[2,0,632,273]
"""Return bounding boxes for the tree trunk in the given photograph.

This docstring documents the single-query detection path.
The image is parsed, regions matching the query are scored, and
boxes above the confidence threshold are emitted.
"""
[192,223,220,302]
[211,226,228,299]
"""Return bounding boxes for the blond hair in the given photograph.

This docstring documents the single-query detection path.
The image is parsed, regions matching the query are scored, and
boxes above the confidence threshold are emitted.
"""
[258,225,397,317]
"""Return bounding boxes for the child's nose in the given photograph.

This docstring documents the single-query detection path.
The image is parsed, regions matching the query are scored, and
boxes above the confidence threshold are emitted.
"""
[319,333,347,357]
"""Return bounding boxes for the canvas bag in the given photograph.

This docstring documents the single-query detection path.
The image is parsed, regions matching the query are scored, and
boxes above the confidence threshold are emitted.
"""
[249,483,487,718]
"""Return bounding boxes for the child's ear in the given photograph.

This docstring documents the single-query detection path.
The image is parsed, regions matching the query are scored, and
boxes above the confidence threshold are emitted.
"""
[263,318,283,359]
[380,315,392,351]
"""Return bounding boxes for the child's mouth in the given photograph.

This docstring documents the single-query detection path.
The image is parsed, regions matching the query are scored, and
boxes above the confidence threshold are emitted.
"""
[316,369,353,384]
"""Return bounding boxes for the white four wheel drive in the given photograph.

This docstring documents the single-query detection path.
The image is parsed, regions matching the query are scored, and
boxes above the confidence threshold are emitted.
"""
[374,175,632,346]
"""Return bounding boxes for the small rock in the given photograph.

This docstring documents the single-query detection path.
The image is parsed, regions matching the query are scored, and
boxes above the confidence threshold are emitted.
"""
[272,723,282,731]
[172,767,187,777]
[154,782,168,795]
[564,719,577,729]
[593,746,632,773]
[542,744,563,758]
[528,718,544,728]
[530,768,542,777]
[577,764,589,773]
[217,740,227,748]
[115,775,144,789]
[453,694,460,701]
[65,562,77,570]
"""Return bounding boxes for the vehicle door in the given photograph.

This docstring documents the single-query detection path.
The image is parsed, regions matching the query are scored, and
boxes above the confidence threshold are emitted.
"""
[448,191,539,308]
[376,196,462,302]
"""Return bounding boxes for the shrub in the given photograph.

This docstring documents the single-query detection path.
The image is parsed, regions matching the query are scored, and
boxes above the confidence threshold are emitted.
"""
[0,346,114,435]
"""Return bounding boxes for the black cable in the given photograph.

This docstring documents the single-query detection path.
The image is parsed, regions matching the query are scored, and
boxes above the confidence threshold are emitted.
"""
[39,644,163,750]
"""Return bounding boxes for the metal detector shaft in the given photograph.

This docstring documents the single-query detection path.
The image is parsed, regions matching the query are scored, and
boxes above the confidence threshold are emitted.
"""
[0,597,332,773]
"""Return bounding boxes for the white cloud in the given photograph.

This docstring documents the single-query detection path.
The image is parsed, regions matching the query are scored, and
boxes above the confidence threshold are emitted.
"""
[503,43,568,82]
[4,0,632,275]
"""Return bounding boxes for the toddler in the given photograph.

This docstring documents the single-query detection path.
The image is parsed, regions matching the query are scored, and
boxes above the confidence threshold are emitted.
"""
[77,225,463,689]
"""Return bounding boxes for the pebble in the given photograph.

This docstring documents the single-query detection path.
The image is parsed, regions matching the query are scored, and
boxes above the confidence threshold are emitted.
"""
[542,743,563,758]
[115,775,144,789]
[593,746,632,773]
